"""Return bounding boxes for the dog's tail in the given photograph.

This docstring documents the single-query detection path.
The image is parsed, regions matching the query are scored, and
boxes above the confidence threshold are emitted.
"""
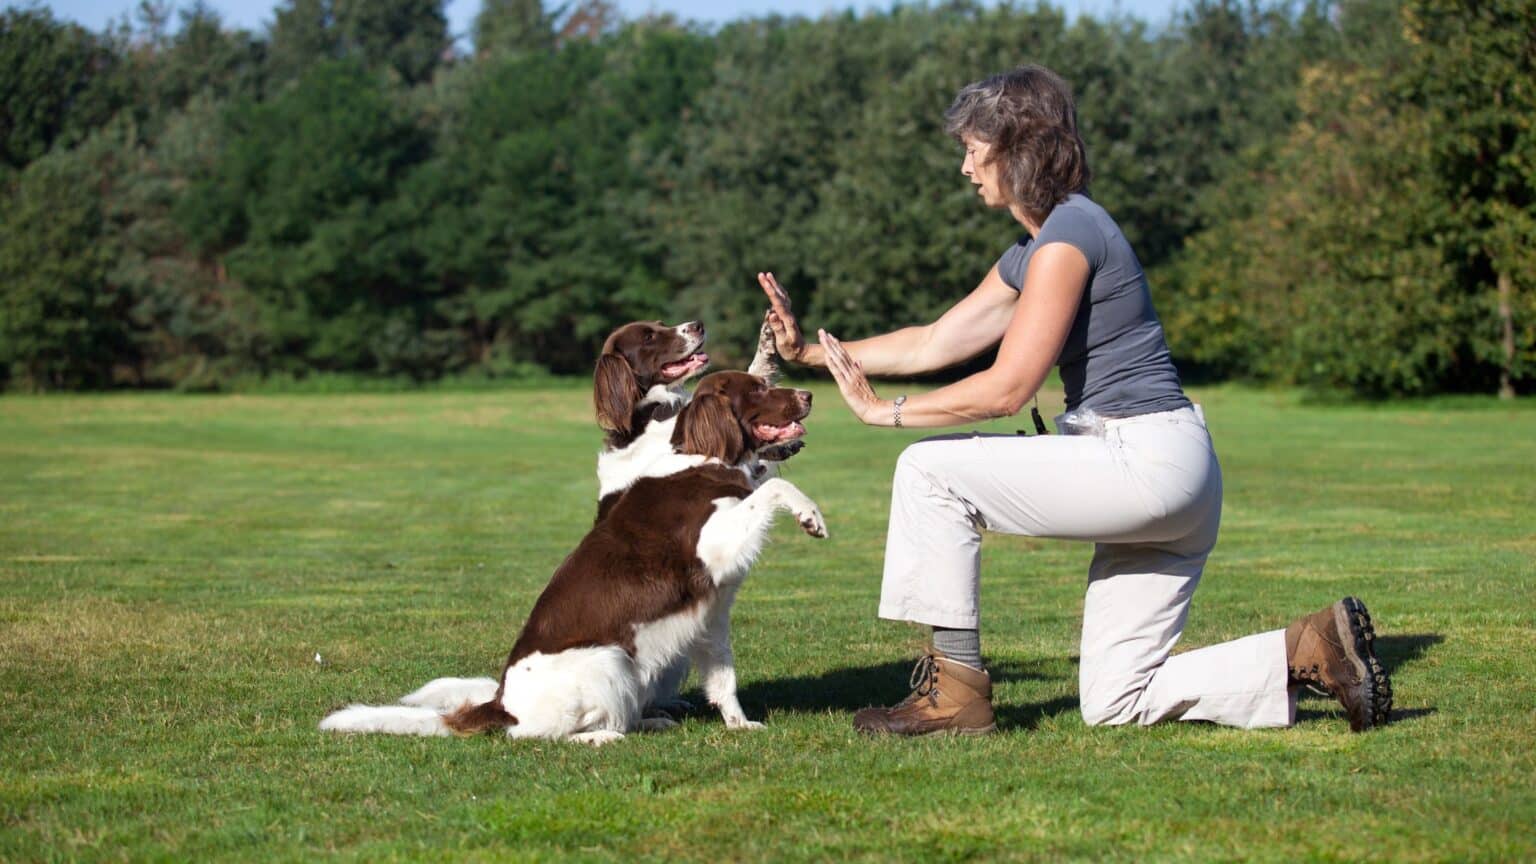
[441,699,517,735]
[398,676,500,710]
[319,704,455,736]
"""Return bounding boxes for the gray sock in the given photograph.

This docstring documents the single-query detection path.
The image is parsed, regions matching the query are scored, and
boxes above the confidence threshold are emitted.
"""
[931,627,982,670]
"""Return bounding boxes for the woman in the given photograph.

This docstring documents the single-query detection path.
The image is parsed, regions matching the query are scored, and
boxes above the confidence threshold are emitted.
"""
[757,65,1392,735]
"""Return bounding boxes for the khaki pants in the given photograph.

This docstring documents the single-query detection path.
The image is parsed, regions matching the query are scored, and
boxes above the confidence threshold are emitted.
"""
[878,406,1295,729]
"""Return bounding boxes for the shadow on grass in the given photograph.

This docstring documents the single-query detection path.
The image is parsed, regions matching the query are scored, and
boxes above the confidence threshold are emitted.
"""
[995,695,1080,730]
[1294,633,1442,727]
[1374,633,1443,676]
[733,656,1062,715]
[1296,705,1437,726]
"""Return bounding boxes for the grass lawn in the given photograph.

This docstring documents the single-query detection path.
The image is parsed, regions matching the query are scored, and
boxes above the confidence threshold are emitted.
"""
[2,381,1533,861]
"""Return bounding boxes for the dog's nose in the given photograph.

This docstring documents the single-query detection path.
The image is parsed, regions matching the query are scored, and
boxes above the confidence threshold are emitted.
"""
[797,390,813,407]
[680,321,703,337]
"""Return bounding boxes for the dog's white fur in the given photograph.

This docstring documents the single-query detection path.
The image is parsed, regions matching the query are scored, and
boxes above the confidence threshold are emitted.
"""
[596,322,781,501]
[596,386,705,500]
[321,325,793,745]
[319,477,824,744]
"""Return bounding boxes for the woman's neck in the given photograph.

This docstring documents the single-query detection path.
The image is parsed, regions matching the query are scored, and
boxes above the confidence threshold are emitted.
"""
[1011,204,1043,236]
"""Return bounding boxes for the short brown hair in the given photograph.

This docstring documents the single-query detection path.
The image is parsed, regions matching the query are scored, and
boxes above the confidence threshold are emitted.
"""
[944,65,1091,218]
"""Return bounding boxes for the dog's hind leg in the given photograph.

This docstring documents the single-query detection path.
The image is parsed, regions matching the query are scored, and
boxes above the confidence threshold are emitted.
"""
[639,716,679,732]
[645,657,694,718]
[568,730,626,746]
[399,677,499,710]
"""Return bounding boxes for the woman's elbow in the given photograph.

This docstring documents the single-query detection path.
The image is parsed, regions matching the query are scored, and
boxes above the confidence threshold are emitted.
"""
[976,393,1027,419]
[995,396,1028,418]
[993,384,1037,418]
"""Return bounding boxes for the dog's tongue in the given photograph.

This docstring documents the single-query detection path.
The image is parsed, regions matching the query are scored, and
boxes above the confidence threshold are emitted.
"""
[661,352,709,378]
[755,421,806,442]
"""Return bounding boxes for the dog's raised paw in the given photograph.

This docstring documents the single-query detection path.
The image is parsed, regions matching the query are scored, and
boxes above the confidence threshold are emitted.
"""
[798,507,827,538]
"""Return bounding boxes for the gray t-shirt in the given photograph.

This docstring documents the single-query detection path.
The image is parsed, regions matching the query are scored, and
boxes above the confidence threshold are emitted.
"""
[996,194,1190,417]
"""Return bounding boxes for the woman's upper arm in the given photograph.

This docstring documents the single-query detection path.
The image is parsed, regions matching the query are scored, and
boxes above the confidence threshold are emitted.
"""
[913,264,1022,371]
[990,242,1090,412]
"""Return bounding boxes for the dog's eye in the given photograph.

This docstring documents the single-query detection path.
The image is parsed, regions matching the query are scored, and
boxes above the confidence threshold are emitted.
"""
[644,331,654,342]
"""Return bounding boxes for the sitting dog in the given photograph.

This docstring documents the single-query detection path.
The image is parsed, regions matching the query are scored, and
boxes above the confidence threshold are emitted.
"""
[319,372,822,744]
[596,317,794,519]
[370,320,791,718]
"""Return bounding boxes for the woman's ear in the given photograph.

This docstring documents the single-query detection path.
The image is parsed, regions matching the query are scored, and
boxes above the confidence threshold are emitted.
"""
[594,353,640,435]
[674,393,745,463]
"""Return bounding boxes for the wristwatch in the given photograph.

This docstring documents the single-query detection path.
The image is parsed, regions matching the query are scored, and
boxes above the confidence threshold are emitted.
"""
[892,395,907,428]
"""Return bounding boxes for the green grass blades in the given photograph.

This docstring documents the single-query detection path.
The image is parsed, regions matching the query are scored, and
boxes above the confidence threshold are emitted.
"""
[2,384,1533,861]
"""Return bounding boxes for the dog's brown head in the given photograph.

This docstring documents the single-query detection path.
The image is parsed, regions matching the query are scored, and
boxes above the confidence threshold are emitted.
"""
[672,371,811,465]
[594,320,708,436]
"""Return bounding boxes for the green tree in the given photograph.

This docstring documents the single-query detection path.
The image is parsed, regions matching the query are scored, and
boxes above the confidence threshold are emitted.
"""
[333,0,448,86]
[1402,0,1536,397]
[126,2,266,118]
[473,0,554,57]
[400,21,714,374]
[178,59,430,374]
[0,7,126,174]
[268,0,447,86]
[0,133,129,390]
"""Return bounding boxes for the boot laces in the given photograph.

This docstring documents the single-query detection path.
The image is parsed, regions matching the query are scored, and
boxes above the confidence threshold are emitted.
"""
[1289,662,1331,698]
[909,655,940,700]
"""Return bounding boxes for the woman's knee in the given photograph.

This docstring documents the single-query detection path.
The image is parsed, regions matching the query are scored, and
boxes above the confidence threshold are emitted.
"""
[894,436,969,482]
[1079,689,1147,727]
[1078,668,1146,727]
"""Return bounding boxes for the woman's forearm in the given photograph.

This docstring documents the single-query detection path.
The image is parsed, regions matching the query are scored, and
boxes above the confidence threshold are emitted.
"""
[795,325,931,375]
[868,367,1043,429]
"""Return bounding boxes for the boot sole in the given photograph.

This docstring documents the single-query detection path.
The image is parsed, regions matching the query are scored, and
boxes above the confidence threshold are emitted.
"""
[1336,597,1393,731]
[855,722,997,737]
[925,723,997,737]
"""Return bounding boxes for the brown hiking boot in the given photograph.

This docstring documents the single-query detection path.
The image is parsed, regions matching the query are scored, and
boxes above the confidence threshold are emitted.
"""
[853,653,997,736]
[1286,596,1393,732]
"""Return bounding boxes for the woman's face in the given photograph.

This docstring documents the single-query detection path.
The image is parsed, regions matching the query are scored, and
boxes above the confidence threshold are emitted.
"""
[961,136,1007,209]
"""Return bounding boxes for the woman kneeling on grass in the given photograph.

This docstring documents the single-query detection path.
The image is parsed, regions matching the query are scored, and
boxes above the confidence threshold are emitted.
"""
[757,65,1393,736]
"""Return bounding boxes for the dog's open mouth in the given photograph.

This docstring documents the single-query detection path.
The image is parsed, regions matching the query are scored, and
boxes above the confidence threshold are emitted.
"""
[753,420,806,443]
[660,352,709,382]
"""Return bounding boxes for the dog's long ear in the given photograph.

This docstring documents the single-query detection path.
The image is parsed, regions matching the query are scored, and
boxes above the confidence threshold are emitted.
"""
[673,393,746,464]
[594,352,641,435]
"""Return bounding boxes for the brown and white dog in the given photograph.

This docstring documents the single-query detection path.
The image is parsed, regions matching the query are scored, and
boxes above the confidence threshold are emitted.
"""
[592,319,711,454]
[595,318,790,516]
[319,372,821,744]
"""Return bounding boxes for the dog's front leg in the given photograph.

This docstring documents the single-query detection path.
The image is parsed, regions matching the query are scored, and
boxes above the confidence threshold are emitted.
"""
[695,478,827,583]
[689,583,759,729]
[691,479,826,729]
[747,315,781,386]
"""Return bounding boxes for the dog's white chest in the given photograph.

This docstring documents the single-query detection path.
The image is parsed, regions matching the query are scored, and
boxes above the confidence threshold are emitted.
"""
[597,416,710,498]
[631,603,709,681]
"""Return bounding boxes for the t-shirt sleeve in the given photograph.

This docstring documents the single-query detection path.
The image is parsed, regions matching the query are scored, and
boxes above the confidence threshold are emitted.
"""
[994,205,1108,292]
[1034,205,1108,272]
[994,240,1031,291]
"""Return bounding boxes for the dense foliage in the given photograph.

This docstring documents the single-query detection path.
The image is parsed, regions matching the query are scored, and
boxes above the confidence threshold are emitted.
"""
[0,0,1530,395]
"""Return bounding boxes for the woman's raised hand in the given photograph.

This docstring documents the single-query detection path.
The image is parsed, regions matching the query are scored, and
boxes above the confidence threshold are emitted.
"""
[757,271,807,363]
[820,329,887,426]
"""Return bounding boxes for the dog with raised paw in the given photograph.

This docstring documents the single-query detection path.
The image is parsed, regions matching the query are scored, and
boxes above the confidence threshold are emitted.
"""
[320,371,822,745]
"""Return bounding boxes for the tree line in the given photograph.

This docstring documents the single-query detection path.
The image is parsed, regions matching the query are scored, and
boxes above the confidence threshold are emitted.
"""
[1,0,1530,396]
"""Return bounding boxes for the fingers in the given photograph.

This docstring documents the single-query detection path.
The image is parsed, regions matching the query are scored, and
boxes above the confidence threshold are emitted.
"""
[819,329,860,384]
[766,309,788,338]
[757,271,793,317]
